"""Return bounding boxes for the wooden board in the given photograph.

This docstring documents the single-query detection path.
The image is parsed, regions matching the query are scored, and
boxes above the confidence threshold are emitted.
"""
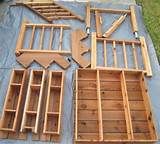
[91,35,152,77]
[71,29,90,68]
[16,2,84,22]
[74,69,157,143]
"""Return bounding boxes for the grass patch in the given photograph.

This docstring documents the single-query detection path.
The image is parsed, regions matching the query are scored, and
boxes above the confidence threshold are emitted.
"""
[136,0,160,62]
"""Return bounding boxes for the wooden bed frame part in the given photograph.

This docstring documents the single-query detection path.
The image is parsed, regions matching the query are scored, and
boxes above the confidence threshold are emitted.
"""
[91,32,152,76]
[74,69,157,143]
[15,22,71,69]
[16,2,84,23]
[86,3,139,38]
[0,69,65,142]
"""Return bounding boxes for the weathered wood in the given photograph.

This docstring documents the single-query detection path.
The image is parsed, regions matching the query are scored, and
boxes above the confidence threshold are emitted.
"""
[85,2,90,32]
[16,52,70,69]
[16,2,84,22]
[91,32,97,69]
[72,29,90,68]
[75,69,157,143]
[130,6,138,34]
[103,14,127,38]
[95,10,102,37]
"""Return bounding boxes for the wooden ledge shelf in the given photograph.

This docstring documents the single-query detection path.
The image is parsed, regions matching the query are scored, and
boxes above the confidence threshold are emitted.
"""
[74,69,157,143]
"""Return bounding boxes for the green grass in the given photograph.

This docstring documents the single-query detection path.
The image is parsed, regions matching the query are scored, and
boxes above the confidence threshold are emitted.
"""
[136,0,160,62]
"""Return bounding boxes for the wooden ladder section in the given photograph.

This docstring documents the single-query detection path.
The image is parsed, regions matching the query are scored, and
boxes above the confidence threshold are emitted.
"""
[0,69,28,139]
[16,2,83,22]
[91,32,152,76]
[75,69,157,143]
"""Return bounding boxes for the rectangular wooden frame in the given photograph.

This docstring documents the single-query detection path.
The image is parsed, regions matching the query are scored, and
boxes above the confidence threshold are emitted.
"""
[75,69,157,143]
[20,69,45,133]
[15,22,71,56]
[86,4,138,38]
[0,69,28,139]
[91,32,152,76]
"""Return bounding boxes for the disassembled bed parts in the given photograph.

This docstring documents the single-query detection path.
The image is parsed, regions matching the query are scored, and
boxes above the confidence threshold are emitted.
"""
[91,33,152,76]
[15,22,71,69]
[74,69,157,143]
[72,29,90,68]
[86,4,139,38]
[0,69,65,142]
[16,2,84,23]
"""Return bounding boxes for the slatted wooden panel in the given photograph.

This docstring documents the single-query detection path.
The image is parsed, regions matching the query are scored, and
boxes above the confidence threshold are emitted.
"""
[0,69,28,139]
[75,69,157,143]
[91,33,152,76]
[16,2,84,22]
[20,70,45,133]
[15,22,71,56]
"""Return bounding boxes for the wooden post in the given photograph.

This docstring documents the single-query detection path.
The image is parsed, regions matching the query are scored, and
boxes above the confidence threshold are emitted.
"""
[139,37,152,76]
[91,32,97,69]
[85,2,90,34]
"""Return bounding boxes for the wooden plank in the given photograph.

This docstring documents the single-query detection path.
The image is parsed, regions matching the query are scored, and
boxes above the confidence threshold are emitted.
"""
[59,27,63,51]
[139,37,152,76]
[39,26,45,50]
[48,27,54,50]
[95,10,102,37]
[29,25,36,50]
[103,14,127,38]
[91,32,97,69]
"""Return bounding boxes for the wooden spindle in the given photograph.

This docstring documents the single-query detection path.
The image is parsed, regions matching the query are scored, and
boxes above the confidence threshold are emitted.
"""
[122,41,128,68]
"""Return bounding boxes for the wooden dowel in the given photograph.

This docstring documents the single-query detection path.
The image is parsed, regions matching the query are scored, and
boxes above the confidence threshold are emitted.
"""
[39,26,45,50]
[95,10,102,37]
[97,70,103,141]
[29,25,36,50]
[112,41,117,67]
[122,41,128,68]
[132,43,138,69]
[103,40,107,66]
[48,27,54,50]
[59,27,63,51]
[91,32,97,68]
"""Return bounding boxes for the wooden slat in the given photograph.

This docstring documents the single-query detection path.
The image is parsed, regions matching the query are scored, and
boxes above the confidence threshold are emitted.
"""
[112,41,117,67]
[59,27,63,51]
[48,27,54,50]
[95,11,102,37]
[39,26,45,50]
[132,43,138,69]
[97,70,103,141]
[91,32,97,69]
[122,41,128,68]
[103,40,107,66]
[29,25,36,50]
